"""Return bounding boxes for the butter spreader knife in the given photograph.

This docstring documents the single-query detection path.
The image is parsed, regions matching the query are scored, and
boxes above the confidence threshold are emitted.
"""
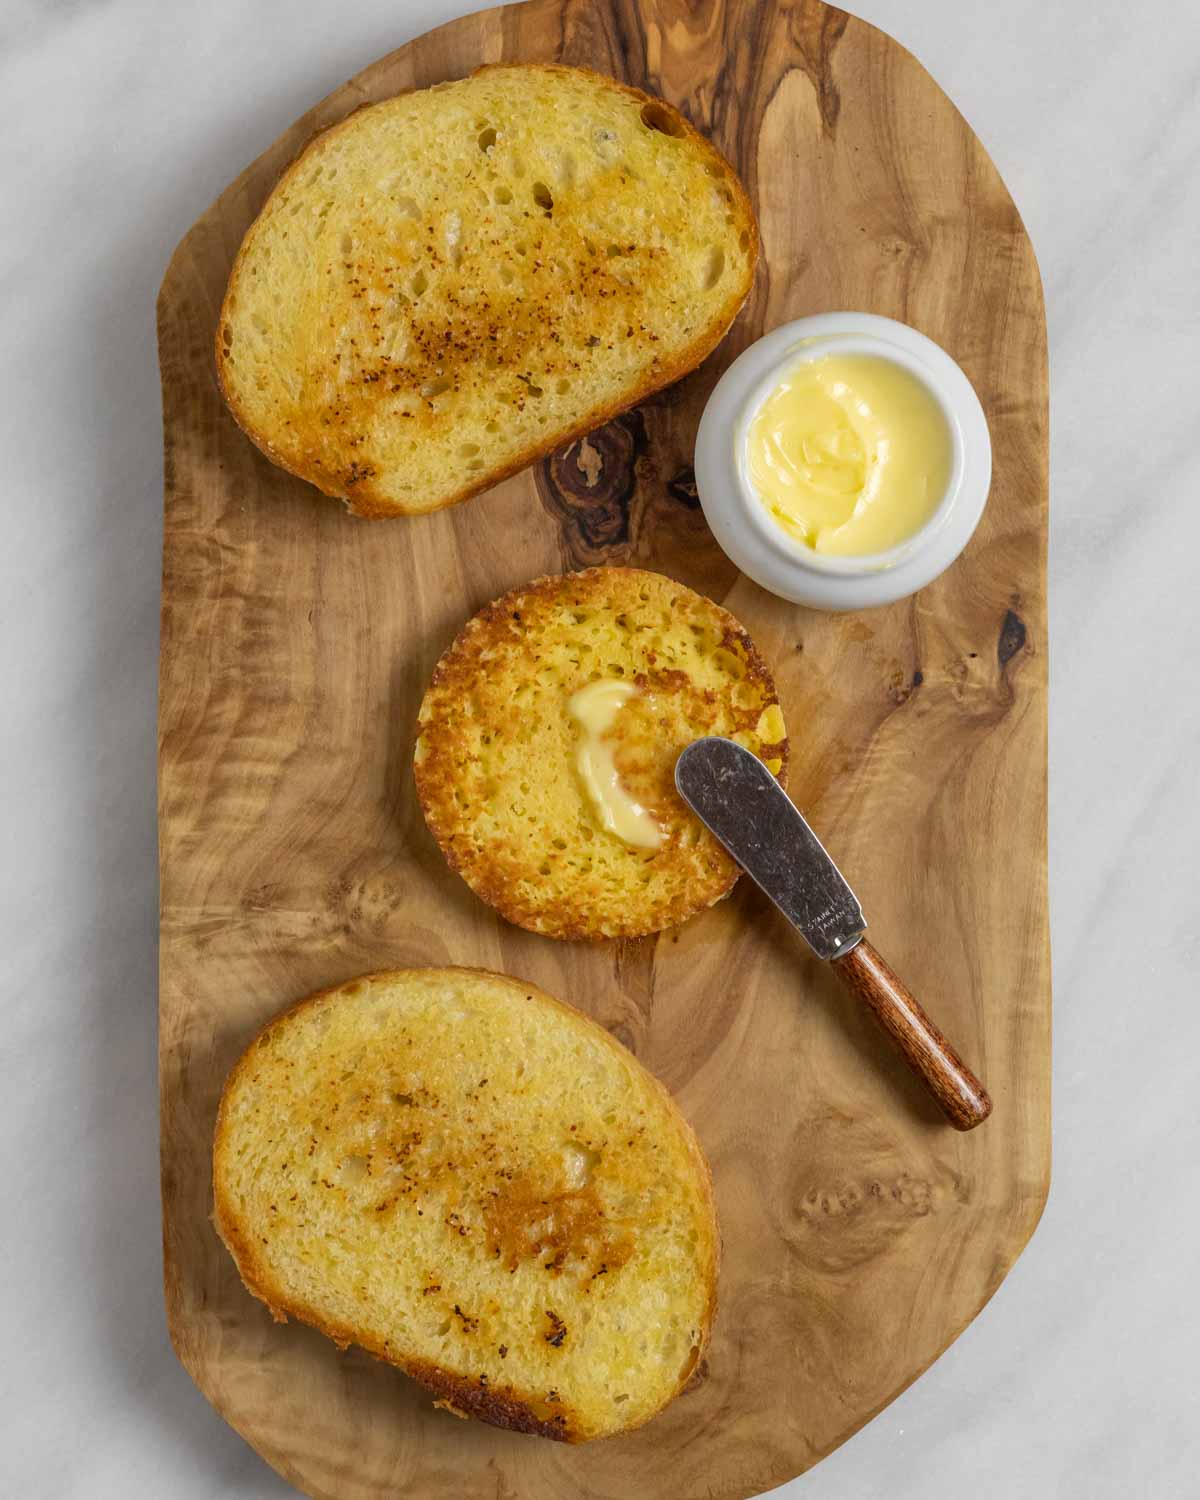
[676,736,992,1131]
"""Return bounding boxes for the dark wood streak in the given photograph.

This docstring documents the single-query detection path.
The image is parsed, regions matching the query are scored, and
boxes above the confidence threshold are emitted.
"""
[609,934,659,1052]
[554,0,616,70]
[609,0,649,93]
[788,4,850,133]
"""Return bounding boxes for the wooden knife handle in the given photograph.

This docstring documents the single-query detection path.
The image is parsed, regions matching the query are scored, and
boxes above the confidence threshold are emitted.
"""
[831,940,992,1131]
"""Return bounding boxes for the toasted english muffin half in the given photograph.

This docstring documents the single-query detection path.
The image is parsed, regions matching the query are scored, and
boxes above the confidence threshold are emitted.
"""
[414,568,788,939]
[216,64,758,516]
[213,967,718,1442]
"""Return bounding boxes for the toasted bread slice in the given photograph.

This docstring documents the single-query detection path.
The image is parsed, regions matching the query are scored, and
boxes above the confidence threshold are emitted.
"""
[216,64,758,516]
[213,967,718,1442]
[414,567,788,939]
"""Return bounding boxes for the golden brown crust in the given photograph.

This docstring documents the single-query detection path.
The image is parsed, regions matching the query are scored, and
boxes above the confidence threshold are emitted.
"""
[212,966,719,1443]
[413,568,788,940]
[213,64,758,518]
[402,1362,572,1441]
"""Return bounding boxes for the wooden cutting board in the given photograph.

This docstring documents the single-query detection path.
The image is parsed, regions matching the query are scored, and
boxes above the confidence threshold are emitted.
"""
[157,2,1050,1496]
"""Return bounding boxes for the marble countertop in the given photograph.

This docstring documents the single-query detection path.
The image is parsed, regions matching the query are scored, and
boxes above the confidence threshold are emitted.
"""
[2,1,1196,1495]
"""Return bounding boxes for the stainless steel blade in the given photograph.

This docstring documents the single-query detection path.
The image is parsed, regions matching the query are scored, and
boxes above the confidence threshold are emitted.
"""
[675,736,865,960]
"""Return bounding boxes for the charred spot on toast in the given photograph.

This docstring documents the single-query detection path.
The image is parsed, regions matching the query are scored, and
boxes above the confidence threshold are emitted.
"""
[484,1177,634,1279]
[411,1361,576,1440]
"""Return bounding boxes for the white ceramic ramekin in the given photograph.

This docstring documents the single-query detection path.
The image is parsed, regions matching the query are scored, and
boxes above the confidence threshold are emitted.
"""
[694,312,992,610]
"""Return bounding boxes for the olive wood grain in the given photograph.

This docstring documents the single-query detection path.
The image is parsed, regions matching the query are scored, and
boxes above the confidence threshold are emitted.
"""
[157,2,1051,1497]
[833,940,993,1131]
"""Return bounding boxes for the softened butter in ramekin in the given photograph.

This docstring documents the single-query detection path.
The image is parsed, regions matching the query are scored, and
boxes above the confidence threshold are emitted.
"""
[746,353,953,556]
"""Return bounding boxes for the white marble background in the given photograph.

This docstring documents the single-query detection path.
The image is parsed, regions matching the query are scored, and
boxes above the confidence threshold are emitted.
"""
[1,0,1196,1495]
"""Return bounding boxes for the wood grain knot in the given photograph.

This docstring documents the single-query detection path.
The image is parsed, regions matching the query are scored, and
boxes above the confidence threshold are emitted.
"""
[320,874,405,937]
[884,664,923,705]
[535,409,647,564]
[667,465,701,509]
[789,1170,941,1273]
[998,608,1027,669]
[796,1173,933,1226]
